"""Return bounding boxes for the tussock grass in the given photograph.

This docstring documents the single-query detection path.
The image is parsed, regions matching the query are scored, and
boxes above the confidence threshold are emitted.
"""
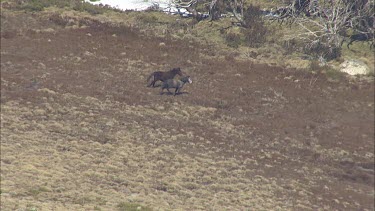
[0,90,305,210]
[117,202,152,211]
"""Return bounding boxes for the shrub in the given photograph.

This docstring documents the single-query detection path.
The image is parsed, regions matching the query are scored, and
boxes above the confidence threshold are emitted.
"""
[73,2,109,15]
[303,41,342,61]
[117,202,152,211]
[135,13,159,24]
[242,5,268,48]
[225,30,242,48]
[19,0,72,11]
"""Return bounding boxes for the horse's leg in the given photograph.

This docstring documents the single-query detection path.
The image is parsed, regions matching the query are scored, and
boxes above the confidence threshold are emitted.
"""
[174,88,179,96]
[347,40,354,49]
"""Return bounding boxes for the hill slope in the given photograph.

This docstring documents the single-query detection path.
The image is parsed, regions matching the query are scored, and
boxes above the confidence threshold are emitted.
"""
[1,9,374,210]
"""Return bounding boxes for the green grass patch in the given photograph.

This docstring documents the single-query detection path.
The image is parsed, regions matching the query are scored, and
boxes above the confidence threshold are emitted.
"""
[73,196,93,206]
[117,202,152,211]
[26,204,39,211]
[19,0,73,11]
[94,206,102,211]
[15,0,120,15]
[28,186,50,198]
[325,68,345,81]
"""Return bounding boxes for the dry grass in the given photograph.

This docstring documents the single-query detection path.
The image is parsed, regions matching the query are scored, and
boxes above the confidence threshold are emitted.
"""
[1,90,300,210]
[1,5,374,211]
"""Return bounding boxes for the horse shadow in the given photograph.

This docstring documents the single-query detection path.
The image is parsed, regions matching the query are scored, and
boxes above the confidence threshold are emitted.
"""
[161,91,189,96]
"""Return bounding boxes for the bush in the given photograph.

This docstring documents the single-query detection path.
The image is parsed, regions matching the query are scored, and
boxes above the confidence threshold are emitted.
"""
[303,41,342,61]
[225,30,242,48]
[117,202,152,211]
[135,13,159,24]
[15,0,115,15]
[73,2,106,15]
[19,0,73,11]
[242,5,268,48]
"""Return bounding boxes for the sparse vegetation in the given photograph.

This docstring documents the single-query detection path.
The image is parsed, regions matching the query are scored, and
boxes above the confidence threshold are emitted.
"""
[0,1,374,211]
[28,187,50,198]
[18,0,72,11]
[242,4,268,48]
[117,202,152,211]
[26,204,39,211]
[224,28,242,48]
[11,0,119,14]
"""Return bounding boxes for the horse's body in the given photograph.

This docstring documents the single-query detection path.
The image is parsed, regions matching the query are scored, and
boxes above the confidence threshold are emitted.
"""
[147,67,183,87]
[160,76,192,96]
[347,33,374,49]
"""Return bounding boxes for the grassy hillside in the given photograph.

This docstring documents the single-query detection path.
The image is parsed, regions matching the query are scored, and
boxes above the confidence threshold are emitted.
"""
[1,1,374,210]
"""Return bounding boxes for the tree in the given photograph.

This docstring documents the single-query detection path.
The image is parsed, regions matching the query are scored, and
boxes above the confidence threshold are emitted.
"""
[283,0,374,60]
[172,0,247,26]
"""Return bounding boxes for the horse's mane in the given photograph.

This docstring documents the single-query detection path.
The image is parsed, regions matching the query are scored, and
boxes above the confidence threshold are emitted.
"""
[171,67,181,73]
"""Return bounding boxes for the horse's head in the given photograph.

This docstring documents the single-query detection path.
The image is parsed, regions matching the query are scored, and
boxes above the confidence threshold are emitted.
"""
[181,76,192,84]
[172,67,183,76]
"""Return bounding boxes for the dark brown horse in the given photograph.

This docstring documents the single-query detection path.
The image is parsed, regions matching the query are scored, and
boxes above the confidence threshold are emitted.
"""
[347,33,374,49]
[147,67,183,87]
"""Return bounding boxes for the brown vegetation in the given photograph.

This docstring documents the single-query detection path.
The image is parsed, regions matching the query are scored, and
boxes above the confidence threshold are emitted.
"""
[1,3,374,211]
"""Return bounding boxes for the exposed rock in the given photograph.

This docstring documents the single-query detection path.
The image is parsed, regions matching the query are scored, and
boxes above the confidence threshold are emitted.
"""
[43,28,55,33]
[38,62,46,69]
[340,60,373,75]
[84,51,95,57]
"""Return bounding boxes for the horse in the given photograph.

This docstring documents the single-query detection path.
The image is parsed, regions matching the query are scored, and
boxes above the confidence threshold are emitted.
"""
[347,33,374,49]
[160,76,192,96]
[146,67,183,87]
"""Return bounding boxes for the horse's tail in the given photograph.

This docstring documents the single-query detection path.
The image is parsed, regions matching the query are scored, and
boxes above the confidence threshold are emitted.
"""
[146,72,155,82]
[146,72,155,87]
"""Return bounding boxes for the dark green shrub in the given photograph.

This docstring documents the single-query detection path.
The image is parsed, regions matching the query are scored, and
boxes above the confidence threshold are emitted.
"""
[225,31,242,48]
[73,2,106,15]
[135,13,159,24]
[19,0,72,11]
[242,4,268,48]
[303,42,342,61]
[117,202,152,211]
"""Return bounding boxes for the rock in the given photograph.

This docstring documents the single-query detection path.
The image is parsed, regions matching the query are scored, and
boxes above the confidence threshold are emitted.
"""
[159,42,166,47]
[75,57,82,62]
[43,28,55,33]
[340,59,373,75]
[38,62,46,69]
[155,105,165,111]
[84,51,94,57]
